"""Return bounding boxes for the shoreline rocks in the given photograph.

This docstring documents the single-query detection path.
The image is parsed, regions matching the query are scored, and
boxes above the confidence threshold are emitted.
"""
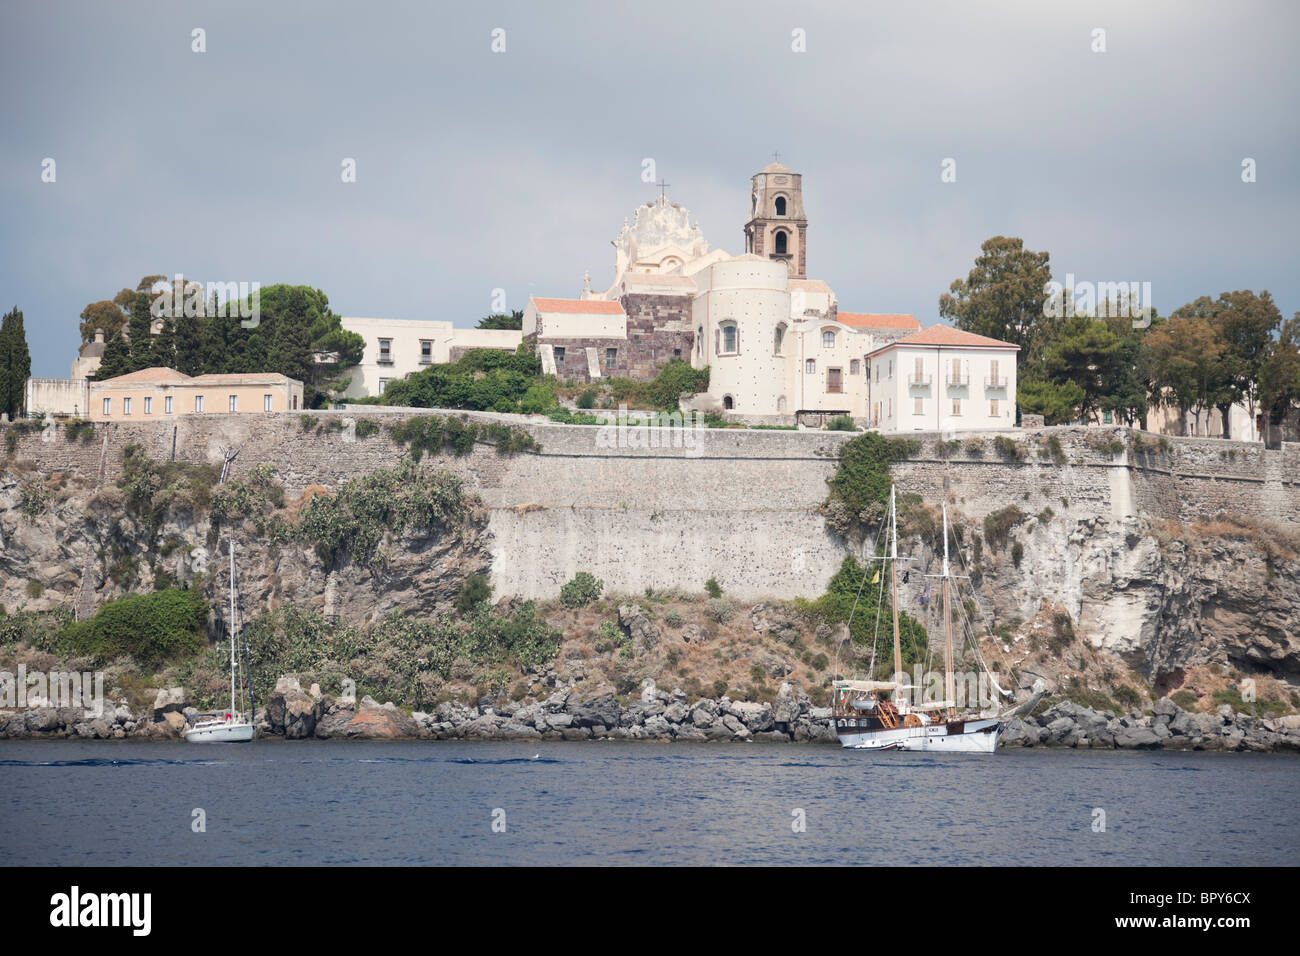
[2,674,1299,752]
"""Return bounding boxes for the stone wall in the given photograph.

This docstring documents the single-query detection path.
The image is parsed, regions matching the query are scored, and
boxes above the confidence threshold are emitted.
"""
[6,415,1297,600]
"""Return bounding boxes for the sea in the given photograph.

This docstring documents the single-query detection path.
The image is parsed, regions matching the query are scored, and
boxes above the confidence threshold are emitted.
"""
[2,740,1296,866]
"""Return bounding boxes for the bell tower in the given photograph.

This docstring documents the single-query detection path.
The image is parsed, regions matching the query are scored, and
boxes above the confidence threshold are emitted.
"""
[743,158,807,278]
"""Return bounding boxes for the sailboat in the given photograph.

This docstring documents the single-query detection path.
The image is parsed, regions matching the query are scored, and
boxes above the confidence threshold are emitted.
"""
[184,540,256,743]
[832,486,1003,753]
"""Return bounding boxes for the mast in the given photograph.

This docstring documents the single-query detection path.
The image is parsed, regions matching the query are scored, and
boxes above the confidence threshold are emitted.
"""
[942,503,954,718]
[889,485,902,700]
[229,539,237,719]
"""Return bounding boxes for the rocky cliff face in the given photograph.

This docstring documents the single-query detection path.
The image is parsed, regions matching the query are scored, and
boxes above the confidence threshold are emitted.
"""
[0,467,491,627]
[915,507,1300,692]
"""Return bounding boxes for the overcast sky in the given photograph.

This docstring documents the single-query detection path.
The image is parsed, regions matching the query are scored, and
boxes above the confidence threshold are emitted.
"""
[3,0,1297,376]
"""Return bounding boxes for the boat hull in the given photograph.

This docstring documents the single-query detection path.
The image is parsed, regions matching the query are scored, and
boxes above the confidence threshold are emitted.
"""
[184,722,256,743]
[835,718,1001,753]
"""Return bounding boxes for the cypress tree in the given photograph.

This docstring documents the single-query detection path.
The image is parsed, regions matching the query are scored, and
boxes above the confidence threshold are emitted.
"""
[175,312,204,376]
[150,316,177,370]
[96,329,132,380]
[127,292,153,371]
[1,306,33,417]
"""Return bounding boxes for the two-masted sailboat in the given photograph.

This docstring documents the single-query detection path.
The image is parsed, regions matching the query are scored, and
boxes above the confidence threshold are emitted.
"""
[831,486,1003,753]
[184,541,256,743]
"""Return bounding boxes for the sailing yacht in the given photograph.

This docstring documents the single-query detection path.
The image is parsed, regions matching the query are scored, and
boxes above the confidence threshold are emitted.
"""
[185,541,256,743]
[832,486,1003,753]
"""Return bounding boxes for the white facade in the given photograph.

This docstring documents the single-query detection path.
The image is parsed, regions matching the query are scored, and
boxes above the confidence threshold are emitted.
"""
[339,317,521,398]
[865,328,1019,433]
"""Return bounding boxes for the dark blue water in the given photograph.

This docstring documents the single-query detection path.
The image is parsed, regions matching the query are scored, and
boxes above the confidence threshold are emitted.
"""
[1,740,1295,865]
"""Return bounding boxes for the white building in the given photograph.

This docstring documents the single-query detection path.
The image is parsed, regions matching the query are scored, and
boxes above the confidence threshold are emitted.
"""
[864,326,1020,433]
[338,317,522,398]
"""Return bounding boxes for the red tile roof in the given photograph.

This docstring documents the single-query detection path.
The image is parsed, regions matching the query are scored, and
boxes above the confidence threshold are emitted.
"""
[532,297,625,315]
[837,312,920,330]
[866,324,1019,356]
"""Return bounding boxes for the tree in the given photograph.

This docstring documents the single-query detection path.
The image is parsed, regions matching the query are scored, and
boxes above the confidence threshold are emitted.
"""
[939,236,1054,372]
[0,306,32,418]
[79,300,128,343]
[1146,315,1225,435]
[95,329,133,381]
[1098,313,1153,427]
[149,316,177,369]
[1170,291,1280,438]
[265,286,313,388]
[1259,312,1300,435]
[174,311,205,376]
[1039,314,1122,423]
[476,311,524,330]
[126,292,153,371]
[1016,377,1086,426]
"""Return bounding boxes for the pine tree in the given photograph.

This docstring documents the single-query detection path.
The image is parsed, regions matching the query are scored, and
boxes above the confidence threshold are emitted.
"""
[201,311,231,374]
[267,286,312,385]
[0,307,32,418]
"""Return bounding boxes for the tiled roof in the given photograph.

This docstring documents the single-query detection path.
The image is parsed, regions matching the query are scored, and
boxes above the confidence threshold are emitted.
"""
[98,367,190,384]
[866,324,1020,355]
[532,297,625,315]
[837,312,920,330]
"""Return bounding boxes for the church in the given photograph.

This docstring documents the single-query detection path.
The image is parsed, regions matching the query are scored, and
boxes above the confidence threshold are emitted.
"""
[523,161,1019,430]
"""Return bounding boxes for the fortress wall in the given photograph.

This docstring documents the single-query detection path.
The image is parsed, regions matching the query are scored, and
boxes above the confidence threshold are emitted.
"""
[7,415,1297,599]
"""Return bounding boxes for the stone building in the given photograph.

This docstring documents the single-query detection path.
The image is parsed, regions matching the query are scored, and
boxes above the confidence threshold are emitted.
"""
[524,160,1014,429]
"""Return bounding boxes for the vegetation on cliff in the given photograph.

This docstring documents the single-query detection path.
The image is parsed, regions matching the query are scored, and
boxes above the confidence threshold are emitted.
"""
[821,431,921,542]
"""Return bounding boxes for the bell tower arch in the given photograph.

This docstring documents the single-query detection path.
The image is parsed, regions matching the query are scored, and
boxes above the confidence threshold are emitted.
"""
[743,158,807,278]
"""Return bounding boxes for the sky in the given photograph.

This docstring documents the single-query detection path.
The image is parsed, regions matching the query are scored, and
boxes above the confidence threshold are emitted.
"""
[2,0,1298,377]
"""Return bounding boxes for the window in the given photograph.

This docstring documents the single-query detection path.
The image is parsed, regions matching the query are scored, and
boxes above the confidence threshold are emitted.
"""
[887,398,892,419]
[888,359,893,378]
[673,348,681,358]
[228,395,237,412]
[850,359,860,375]
[721,324,737,353]
[1102,409,1112,424]
[553,346,565,363]
[420,340,433,364]
[723,395,734,410]
[605,348,617,369]
[915,397,924,415]
[264,394,273,412]
[951,398,961,416]
[378,378,389,395]
[822,330,836,348]
[774,323,786,354]
[378,338,393,365]
[697,326,703,356]
[827,368,843,393]
[144,397,152,414]
[914,356,924,379]
[990,399,1000,417]
[775,196,786,216]
[805,359,816,375]
[195,395,205,413]
[774,231,788,255]
[123,397,132,415]
[989,359,1001,387]
[165,395,173,414]
[102,397,111,416]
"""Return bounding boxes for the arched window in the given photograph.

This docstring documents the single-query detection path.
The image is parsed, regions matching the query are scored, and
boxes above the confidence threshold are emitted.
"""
[777,395,787,413]
[774,322,787,355]
[775,196,787,216]
[721,322,738,353]
[774,231,788,255]
[723,395,734,410]
[822,329,835,348]
[697,326,703,355]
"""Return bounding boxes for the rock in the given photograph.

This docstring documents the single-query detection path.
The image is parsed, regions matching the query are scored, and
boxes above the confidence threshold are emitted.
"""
[618,604,660,654]
[754,730,791,743]
[151,687,187,721]
[1114,726,1162,749]
[640,679,657,704]
[663,702,689,724]
[643,715,672,738]
[570,692,621,729]
[773,683,800,725]
[1152,697,1179,718]
[560,726,591,741]
[731,701,775,733]
[673,724,706,741]
[345,702,418,739]
[314,706,354,739]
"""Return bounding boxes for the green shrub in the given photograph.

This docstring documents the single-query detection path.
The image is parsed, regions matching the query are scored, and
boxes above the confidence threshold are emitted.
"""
[18,480,51,520]
[982,505,1024,552]
[712,678,728,697]
[664,610,683,628]
[705,598,735,623]
[963,436,986,456]
[705,577,723,599]
[26,580,44,599]
[62,587,208,668]
[1112,684,1142,709]
[300,414,315,431]
[576,389,596,410]
[992,435,1024,460]
[559,572,603,608]
[1011,541,1024,568]
[825,415,857,432]
[4,428,17,456]
[353,418,380,439]
[387,415,538,460]
[455,573,493,614]
[1171,690,1198,710]
[824,432,922,542]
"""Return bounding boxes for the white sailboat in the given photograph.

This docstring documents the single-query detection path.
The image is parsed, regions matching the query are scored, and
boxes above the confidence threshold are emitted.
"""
[832,486,1003,753]
[184,540,256,743]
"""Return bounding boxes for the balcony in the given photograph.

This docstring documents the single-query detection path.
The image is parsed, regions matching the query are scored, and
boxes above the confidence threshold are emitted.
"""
[907,373,932,387]
[985,375,1007,389]
[377,356,394,366]
[946,373,969,388]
